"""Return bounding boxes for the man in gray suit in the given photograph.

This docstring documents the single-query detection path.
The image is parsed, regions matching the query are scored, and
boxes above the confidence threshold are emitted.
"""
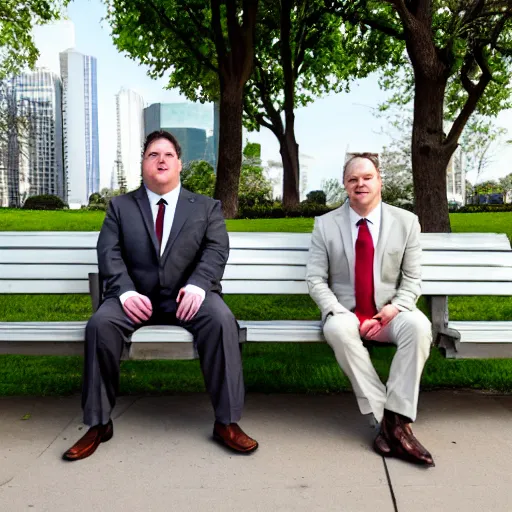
[306,153,433,466]
[63,130,258,461]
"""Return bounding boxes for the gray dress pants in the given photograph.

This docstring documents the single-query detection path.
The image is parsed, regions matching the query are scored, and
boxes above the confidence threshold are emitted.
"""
[81,292,244,427]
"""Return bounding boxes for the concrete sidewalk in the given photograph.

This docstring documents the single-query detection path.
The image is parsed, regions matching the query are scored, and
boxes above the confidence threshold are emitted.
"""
[1,391,512,511]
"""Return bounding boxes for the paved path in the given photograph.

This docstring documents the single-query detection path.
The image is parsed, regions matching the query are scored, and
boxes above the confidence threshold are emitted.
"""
[1,391,511,511]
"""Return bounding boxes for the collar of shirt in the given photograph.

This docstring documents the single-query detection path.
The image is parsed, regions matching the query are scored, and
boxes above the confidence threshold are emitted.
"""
[349,202,382,248]
[145,184,181,220]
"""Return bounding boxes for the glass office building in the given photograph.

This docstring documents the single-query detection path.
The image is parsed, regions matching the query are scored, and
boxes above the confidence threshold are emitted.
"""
[144,102,218,169]
[0,69,64,207]
[60,49,99,207]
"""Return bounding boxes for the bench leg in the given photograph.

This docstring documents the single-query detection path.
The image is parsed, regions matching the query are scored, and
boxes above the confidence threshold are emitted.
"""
[429,296,461,359]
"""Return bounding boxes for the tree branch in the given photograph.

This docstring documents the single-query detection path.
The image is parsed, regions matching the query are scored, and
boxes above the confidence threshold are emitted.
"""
[211,0,227,64]
[252,59,284,136]
[144,0,218,73]
[384,0,416,32]
[445,46,492,148]
[225,0,240,49]
[182,2,214,41]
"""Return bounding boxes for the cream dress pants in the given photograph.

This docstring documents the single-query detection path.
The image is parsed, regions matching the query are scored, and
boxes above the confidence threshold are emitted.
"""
[323,309,432,423]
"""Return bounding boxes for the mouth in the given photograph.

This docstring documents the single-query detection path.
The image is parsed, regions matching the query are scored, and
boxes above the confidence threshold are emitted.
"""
[157,167,168,172]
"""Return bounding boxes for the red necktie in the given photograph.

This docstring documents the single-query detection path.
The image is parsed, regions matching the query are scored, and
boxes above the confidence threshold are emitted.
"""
[155,198,167,248]
[354,218,377,323]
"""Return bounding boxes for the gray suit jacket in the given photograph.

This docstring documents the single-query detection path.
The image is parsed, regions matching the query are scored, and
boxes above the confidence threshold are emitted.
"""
[97,186,229,304]
[305,201,422,323]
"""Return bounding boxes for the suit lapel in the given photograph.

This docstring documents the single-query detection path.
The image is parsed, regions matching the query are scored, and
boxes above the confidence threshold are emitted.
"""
[334,202,355,288]
[161,188,196,262]
[133,186,160,255]
[375,203,395,276]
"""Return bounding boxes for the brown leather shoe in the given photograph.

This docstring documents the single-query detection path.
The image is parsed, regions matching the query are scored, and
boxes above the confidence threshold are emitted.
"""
[382,411,434,467]
[373,431,392,457]
[213,422,258,454]
[62,420,113,461]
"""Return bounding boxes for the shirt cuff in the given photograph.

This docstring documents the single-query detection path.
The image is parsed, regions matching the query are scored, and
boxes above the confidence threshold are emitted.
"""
[119,290,141,305]
[184,284,206,300]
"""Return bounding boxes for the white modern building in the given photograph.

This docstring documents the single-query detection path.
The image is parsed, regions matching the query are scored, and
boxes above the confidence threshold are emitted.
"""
[447,147,466,205]
[60,49,99,208]
[116,88,145,191]
[0,69,64,207]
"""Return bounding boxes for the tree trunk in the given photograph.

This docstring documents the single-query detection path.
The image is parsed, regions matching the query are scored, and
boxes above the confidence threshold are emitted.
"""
[280,120,300,208]
[411,76,454,232]
[214,81,244,219]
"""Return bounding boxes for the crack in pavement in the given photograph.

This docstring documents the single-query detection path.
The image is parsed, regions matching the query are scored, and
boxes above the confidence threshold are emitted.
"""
[112,397,142,420]
[36,415,77,459]
[0,476,14,489]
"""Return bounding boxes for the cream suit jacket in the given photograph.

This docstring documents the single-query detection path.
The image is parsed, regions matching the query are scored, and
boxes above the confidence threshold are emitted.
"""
[306,201,422,323]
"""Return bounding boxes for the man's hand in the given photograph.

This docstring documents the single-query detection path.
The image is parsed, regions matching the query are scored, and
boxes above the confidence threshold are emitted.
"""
[373,304,400,327]
[176,288,204,322]
[123,294,153,324]
[360,318,383,339]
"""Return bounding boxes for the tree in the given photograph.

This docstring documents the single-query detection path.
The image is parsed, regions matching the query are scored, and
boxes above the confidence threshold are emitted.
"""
[379,145,414,207]
[181,160,216,196]
[239,142,273,207]
[328,1,512,232]
[459,115,507,186]
[499,173,512,202]
[321,177,346,206]
[244,1,367,208]
[0,1,65,79]
[105,0,258,218]
[305,190,327,205]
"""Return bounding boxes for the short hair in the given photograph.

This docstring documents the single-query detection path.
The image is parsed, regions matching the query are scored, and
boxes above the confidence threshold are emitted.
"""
[343,152,380,179]
[142,130,182,159]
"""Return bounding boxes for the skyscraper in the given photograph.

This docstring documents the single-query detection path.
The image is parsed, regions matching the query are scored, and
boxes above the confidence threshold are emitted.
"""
[116,88,145,191]
[60,49,99,207]
[0,69,64,207]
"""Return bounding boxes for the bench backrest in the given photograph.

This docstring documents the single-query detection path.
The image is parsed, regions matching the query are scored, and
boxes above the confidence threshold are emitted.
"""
[1,232,511,296]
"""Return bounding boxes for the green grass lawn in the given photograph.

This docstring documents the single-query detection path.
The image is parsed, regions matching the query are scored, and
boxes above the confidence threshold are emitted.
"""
[0,209,511,396]
[1,208,511,240]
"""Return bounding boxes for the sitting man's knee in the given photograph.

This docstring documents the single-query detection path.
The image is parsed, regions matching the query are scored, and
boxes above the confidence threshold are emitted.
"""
[323,313,360,344]
[86,310,114,333]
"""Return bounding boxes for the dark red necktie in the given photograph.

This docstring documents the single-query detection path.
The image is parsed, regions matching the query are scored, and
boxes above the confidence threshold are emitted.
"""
[155,198,167,248]
[355,218,377,323]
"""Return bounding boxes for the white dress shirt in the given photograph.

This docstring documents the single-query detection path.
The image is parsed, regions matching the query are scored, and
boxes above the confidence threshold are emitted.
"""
[119,185,205,305]
[349,202,382,250]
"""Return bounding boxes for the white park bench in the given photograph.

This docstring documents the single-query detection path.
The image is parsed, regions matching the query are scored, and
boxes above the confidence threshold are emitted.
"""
[1,231,511,359]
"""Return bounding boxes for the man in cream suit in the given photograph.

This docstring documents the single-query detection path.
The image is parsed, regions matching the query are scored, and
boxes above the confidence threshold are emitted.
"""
[306,153,433,466]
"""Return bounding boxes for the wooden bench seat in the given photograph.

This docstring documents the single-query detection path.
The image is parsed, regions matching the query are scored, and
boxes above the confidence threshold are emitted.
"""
[0,231,511,359]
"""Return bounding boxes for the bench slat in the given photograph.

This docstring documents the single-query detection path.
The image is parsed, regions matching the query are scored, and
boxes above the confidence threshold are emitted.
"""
[1,231,510,251]
[1,279,512,295]
[0,249,97,264]
[3,248,511,269]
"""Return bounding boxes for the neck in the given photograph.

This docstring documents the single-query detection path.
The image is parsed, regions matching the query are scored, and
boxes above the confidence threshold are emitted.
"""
[349,198,380,218]
[145,182,179,196]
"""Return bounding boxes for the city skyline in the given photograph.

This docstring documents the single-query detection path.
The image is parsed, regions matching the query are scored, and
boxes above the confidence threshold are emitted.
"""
[31,2,512,194]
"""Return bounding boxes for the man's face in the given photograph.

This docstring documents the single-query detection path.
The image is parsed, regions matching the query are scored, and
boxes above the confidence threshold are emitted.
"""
[343,158,382,214]
[142,138,182,195]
